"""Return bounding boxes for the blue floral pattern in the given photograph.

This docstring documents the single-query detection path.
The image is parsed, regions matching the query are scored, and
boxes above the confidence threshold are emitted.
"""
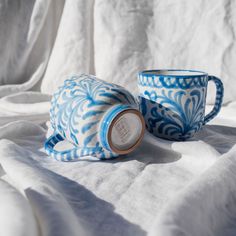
[140,87,206,140]
[138,71,224,141]
[46,74,138,161]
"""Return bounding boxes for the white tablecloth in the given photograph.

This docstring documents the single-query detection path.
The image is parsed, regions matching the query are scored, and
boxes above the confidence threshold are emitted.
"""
[0,94,236,236]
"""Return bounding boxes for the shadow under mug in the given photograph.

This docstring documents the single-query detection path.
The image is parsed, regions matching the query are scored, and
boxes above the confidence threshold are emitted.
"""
[138,69,224,141]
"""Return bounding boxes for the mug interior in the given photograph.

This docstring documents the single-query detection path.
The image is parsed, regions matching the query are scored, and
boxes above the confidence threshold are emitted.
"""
[141,69,207,77]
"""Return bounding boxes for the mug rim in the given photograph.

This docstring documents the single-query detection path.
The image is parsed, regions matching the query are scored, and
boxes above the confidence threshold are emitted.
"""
[139,69,208,78]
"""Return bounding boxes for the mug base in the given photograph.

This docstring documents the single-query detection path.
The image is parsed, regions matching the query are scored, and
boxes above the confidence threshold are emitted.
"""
[108,109,145,154]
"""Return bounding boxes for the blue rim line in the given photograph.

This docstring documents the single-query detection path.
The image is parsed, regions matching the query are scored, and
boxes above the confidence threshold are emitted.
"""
[139,69,208,78]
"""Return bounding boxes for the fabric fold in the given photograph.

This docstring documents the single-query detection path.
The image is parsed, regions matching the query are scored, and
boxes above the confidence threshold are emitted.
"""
[0,139,90,236]
[0,179,39,236]
[149,144,236,236]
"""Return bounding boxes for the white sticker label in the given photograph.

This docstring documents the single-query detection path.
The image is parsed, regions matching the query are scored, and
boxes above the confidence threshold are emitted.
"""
[114,116,131,144]
[111,112,143,151]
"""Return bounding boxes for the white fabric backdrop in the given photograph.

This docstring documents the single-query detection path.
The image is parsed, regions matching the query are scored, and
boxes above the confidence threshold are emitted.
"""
[1,0,236,102]
[1,1,236,236]
[94,0,236,104]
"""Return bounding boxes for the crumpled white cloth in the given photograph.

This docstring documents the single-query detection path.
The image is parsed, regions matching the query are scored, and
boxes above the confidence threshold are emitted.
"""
[0,99,236,236]
[1,0,236,236]
[1,0,236,102]
[150,144,236,236]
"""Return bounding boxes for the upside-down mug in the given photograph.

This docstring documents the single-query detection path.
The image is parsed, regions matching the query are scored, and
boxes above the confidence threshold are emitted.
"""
[138,69,224,141]
[45,74,145,161]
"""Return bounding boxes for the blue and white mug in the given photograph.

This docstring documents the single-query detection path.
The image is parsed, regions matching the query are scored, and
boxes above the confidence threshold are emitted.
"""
[138,70,224,141]
[45,74,145,161]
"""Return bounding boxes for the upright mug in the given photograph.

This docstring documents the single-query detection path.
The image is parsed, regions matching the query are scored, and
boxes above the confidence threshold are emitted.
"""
[45,74,145,161]
[138,69,224,141]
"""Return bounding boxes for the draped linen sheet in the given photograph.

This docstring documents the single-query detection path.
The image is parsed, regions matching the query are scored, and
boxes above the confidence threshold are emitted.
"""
[1,1,236,236]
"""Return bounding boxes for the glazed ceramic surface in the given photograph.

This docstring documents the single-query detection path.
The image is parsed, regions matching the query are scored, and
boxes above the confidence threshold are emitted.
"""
[45,74,144,161]
[138,70,224,141]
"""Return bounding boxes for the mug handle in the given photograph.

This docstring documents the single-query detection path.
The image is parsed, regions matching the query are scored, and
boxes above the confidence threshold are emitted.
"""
[44,133,105,161]
[203,76,224,124]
